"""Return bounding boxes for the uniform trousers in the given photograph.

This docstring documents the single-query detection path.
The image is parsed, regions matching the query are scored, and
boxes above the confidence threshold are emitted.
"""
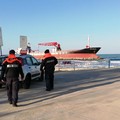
[45,73,54,90]
[6,78,19,104]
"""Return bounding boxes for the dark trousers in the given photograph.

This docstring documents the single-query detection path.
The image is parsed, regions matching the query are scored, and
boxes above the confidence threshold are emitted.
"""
[6,78,19,103]
[40,70,44,81]
[45,73,54,90]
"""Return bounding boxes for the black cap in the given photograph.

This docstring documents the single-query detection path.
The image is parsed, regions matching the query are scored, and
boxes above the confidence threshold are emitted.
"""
[44,49,49,53]
[9,49,15,54]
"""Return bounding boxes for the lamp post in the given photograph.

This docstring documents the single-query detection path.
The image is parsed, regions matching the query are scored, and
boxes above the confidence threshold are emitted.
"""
[0,27,3,56]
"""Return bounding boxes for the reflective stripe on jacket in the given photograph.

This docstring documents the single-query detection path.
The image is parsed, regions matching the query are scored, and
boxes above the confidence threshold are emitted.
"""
[1,54,24,79]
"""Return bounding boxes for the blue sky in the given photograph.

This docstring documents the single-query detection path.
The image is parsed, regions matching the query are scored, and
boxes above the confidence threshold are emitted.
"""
[0,0,120,54]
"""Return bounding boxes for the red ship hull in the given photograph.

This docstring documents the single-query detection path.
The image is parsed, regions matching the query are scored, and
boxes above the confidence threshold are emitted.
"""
[25,41,101,60]
[32,53,100,60]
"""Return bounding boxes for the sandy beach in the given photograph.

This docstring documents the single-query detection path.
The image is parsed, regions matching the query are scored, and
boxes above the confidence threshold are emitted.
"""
[0,68,120,120]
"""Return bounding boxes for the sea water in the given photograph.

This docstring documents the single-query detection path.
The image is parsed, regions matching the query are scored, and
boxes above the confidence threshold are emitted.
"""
[98,54,120,68]
[56,54,120,70]
[98,54,120,59]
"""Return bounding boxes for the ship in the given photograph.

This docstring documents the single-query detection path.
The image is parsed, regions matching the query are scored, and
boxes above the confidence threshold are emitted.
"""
[25,40,101,60]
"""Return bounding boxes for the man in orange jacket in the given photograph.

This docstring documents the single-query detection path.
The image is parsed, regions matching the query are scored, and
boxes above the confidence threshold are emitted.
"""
[40,49,58,91]
[1,49,24,107]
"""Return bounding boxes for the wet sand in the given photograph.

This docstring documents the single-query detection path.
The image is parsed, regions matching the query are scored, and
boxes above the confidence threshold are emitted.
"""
[0,68,120,120]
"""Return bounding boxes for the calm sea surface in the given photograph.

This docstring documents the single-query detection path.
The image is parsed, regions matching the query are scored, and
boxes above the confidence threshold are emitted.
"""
[98,54,120,59]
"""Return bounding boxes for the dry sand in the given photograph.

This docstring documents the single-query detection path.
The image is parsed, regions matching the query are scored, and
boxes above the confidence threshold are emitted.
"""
[0,68,120,120]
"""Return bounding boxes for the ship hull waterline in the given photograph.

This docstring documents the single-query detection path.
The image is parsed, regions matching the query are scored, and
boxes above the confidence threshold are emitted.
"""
[29,53,100,60]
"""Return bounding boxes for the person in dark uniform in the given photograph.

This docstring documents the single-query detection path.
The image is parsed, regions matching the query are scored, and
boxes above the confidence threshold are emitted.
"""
[40,63,44,81]
[1,49,24,107]
[40,49,58,91]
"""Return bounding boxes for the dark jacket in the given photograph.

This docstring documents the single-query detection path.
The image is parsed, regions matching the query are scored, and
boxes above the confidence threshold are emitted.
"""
[1,54,24,80]
[40,53,58,74]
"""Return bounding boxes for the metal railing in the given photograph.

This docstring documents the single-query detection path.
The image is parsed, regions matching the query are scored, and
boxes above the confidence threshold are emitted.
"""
[55,59,120,71]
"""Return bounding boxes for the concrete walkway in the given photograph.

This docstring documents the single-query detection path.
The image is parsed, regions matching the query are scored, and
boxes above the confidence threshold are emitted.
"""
[0,68,120,120]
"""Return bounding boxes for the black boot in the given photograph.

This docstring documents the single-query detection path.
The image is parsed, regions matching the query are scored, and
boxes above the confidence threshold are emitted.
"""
[13,102,17,107]
[8,100,12,104]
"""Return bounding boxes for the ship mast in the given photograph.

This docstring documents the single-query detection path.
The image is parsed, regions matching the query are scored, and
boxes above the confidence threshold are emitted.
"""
[86,36,90,48]
[88,36,90,47]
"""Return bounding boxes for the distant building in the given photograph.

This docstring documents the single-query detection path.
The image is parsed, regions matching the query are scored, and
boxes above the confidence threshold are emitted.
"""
[20,36,27,50]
